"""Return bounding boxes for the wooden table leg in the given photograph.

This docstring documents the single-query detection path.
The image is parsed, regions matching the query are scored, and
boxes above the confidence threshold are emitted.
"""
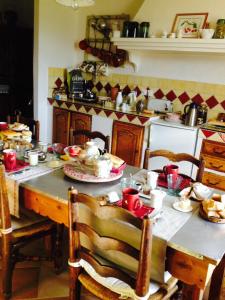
[208,255,225,300]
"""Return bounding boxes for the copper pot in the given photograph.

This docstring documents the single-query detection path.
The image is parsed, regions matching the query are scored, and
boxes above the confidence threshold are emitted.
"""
[79,39,89,50]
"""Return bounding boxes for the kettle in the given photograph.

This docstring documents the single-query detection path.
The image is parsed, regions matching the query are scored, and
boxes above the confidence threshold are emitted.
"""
[184,103,198,126]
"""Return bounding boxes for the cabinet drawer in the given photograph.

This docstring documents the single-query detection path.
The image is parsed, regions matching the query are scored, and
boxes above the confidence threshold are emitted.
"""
[201,140,225,159]
[201,154,225,172]
[202,171,225,191]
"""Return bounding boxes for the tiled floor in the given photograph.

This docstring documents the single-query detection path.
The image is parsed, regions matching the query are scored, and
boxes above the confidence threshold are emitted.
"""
[0,238,210,300]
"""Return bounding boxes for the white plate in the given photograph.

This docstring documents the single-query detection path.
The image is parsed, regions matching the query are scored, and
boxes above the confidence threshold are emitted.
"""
[63,163,123,183]
[173,201,193,213]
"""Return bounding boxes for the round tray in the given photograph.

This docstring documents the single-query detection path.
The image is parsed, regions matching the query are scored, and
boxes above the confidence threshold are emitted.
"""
[199,204,225,224]
[63,163,123,183]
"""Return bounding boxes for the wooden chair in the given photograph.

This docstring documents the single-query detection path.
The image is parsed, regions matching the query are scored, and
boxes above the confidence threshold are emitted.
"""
[7,110,40,141]
[69,129,110,153]
[68,187,178,300]
[143,149,205,182]
[0,165,62,299]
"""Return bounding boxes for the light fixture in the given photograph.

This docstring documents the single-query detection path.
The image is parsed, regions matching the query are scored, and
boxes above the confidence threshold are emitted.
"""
[56,0,95,10]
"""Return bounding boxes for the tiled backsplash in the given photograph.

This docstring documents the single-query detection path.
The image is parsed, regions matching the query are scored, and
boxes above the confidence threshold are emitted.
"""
[48,67,225,119]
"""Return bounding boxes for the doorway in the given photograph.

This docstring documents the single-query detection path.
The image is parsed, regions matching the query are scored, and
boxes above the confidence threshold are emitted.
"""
[0,0,34,121]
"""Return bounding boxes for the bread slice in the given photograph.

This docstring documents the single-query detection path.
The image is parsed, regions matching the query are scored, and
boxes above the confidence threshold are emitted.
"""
[218,210,225,219]
[207,211,220,218]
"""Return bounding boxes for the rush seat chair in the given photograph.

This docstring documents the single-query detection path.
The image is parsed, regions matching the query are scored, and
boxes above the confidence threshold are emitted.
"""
[0,165,61,299]
[69,129,110,153]
[68,187,178,300]
[143,149,205,182]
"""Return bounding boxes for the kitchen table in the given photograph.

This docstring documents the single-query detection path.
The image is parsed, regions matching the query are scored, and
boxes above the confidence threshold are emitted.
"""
[19,166,225,300]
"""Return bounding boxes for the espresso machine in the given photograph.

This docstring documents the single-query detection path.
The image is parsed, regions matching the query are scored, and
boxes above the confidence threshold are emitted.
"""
[69,69,96,102]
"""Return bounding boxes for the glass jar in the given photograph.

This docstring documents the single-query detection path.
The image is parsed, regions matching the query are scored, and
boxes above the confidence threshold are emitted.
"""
[214,19,225,39]
[139,22,150,38]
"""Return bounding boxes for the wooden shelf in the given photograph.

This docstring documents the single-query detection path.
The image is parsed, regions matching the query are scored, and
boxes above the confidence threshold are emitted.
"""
[111,37,225,53]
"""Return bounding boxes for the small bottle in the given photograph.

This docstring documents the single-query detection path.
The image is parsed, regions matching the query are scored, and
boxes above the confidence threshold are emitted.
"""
[139,22,150,38]
[116,91,123,109]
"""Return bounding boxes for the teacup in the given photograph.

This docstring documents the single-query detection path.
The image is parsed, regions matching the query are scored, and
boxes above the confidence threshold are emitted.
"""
[122,188,142,211]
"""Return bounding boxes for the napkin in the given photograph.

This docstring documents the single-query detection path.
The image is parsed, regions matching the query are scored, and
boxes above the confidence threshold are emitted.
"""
[180,182,213,201]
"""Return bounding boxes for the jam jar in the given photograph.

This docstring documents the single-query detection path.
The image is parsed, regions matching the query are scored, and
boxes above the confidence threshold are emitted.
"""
[214,19,225,39]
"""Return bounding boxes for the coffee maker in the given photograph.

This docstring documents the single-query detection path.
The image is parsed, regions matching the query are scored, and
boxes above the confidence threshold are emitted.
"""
[69,69,96,102]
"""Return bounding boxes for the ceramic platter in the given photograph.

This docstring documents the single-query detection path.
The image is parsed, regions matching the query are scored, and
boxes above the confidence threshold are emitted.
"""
[199,204,225,224]
[63,163,123,183]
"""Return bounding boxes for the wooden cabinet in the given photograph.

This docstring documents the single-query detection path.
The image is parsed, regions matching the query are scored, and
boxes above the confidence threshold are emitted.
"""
[70,112,92,145]
[52,108,91,145]
[111,121,144,167]
[53,108,69,144]
[200,140,225,191]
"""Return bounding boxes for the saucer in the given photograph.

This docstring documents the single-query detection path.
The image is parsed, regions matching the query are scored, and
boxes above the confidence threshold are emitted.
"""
[173,201,193,213]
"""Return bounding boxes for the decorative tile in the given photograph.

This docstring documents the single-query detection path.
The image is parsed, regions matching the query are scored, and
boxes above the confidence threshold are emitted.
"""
[55,78,62,88]
[95,82,103,91]
[48,98,54,105]
[154,89,164,99]
[104,83,112,94]
[74,103,82,111]
[94,108,102,115]
[201,129,215,138]
[206,96,219,109]
[84,106,92,113]
[166,90,177,101]
[134,86,142,97]
[115,112,124,119]
[126,114,136,122]
[104,110,113,118]
[191,94,204,105]
[65,102,73,109]
[220,100,225,110]
[178,92,190,104]
[122,85,131,95]
[138,116,149,124]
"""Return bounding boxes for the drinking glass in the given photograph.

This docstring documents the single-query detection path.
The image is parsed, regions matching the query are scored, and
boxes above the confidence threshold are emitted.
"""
[167,174,183,196]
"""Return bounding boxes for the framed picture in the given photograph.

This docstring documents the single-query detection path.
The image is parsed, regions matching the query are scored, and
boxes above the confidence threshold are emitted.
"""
[171,13,208,38]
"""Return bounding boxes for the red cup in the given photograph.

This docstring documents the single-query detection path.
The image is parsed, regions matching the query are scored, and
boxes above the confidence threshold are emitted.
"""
[122,188,142,211]
[0,122,8,130]
[3,149,16,171]
[163,164,179,180]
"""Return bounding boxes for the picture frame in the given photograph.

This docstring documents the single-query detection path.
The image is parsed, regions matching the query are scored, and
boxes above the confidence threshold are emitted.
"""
[171,13,208,38]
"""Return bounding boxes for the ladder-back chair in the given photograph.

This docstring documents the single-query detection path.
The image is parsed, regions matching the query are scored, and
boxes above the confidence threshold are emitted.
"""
[0,165,61,299]
[143,149,205,182]
[68,187,178,300]
[69,129,110,153]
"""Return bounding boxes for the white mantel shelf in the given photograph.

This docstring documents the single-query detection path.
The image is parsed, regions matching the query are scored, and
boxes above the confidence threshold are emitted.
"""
[111,37,225,53]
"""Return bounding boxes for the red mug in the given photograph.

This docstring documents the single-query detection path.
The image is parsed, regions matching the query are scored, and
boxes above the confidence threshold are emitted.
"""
[0,122,8,130]
[122,188,142,211]
[163,164,179,179]
[3,149,16,171]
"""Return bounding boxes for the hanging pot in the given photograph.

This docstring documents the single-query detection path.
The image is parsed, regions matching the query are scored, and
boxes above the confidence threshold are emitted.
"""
[79,39,89,50]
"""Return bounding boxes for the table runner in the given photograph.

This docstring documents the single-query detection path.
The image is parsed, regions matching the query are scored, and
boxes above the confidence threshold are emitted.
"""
[6,163,64,217]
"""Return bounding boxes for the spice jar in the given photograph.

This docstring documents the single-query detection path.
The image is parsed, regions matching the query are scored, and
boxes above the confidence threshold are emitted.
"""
[214,19,225,39]
[139,22,150,38]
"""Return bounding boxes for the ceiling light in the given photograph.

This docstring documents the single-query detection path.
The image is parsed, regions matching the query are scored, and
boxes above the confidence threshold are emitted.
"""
[56,0,95,10]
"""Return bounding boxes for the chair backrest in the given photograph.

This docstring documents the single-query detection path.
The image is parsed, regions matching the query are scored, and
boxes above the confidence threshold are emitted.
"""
[0,165,11,232]
[7,111,40,141]
[68,187,152,298]
[69,129,110,153]
[143,149,205,182]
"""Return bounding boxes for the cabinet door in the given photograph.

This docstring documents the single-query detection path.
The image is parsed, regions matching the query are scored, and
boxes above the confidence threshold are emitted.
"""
[52,108,69,144]
[111,121,144,167]
[70,112,92,145]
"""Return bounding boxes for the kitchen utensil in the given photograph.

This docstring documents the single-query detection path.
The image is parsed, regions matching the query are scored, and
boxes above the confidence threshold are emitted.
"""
[184,102,198,126]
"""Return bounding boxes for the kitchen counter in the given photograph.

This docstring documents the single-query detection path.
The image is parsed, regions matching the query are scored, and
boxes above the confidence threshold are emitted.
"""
[48,97,157,126]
